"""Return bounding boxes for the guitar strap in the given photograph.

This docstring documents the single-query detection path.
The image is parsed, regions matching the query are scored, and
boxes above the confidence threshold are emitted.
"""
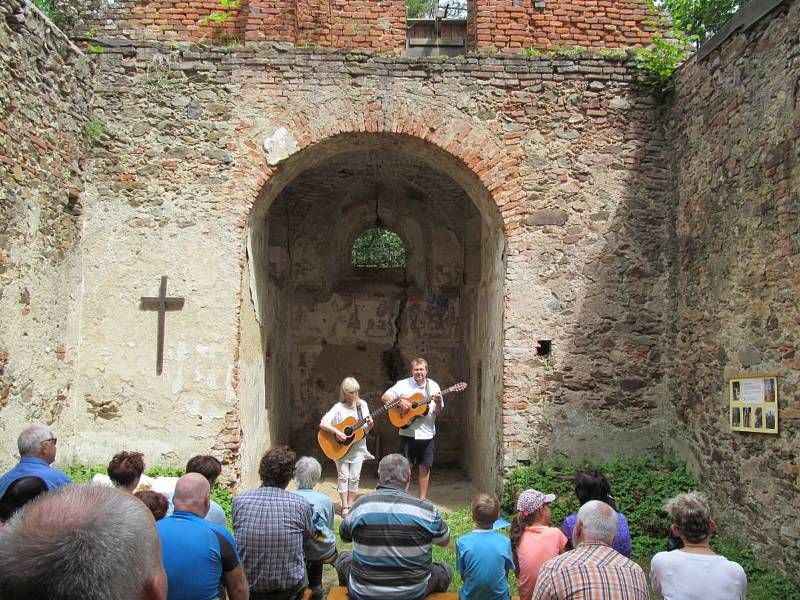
[356,402,363,424]
[424,381,431,416]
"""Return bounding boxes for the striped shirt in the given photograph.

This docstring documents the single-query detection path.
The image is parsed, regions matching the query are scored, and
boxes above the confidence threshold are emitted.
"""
[232,486,313,593]
[339,483,450,600]
[532,543,649,600]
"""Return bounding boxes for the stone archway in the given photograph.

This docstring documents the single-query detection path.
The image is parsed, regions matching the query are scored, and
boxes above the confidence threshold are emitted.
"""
[237,129,512,492]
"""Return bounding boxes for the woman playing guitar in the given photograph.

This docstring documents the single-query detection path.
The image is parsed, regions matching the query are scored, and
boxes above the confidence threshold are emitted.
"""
[319,377,374,516]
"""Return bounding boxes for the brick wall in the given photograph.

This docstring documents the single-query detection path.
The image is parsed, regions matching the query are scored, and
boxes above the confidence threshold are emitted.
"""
[89,0,661,52]
[90,0,405,50]
[473,0,661,52]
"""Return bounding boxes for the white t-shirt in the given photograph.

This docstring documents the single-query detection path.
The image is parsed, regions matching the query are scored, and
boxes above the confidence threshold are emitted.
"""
[650,550,747,600]
[386,377,442,440]
[321,400,374,463]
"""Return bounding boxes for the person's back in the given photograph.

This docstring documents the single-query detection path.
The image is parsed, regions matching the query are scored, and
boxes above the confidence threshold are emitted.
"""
[336,454,451,600]
[456,493,513,600]
[650,492,746,600]
[650,550,746,600]
[158,511,239,600]
[532,501,648,600]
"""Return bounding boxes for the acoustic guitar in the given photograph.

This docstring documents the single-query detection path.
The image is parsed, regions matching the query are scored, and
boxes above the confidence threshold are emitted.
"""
[387,382,468,428]
[318,400,393,461]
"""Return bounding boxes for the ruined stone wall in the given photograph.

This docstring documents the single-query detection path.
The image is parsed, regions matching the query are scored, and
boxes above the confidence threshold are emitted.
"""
[667,0,800,576]
[89,0,406,51]
[0,1,93,467]
[12,41,667,490]
[470,0,661,52]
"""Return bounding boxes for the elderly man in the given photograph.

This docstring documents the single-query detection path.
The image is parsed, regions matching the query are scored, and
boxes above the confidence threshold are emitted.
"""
[0,484,167,600]
[233,446,314,600]
[0,423,71,497]
[334,453,452,600]
[158,473,248,600]
[533,500,649,600]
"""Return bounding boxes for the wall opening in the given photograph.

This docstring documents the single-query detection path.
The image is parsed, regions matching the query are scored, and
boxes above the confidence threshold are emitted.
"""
[239,133,505,492]
[351,228,406,268]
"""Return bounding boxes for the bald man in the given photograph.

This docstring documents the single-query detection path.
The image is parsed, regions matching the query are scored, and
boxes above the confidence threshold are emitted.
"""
[157,473,249,600]
[0,484,167,600]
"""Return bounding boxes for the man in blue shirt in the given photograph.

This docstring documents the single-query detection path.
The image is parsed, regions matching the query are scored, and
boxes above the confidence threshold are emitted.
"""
[158,473,248,600]
[0,424,71,497]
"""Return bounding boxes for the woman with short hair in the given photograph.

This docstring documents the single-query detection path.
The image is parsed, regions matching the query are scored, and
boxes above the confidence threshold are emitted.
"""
[319,377,373,516]
[650,492,746,600]
[107,451,145,492]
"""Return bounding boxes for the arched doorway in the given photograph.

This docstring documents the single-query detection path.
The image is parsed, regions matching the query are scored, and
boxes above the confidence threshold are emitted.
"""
[238,132,506,492]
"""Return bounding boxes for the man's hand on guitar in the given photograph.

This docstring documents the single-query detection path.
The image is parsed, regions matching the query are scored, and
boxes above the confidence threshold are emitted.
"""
[398,397,412,415]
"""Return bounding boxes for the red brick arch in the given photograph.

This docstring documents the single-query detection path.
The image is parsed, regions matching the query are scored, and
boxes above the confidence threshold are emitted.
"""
[231,95,527,237]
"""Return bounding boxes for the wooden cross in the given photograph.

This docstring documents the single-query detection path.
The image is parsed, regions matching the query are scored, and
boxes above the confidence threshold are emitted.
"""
[140,276,185,375]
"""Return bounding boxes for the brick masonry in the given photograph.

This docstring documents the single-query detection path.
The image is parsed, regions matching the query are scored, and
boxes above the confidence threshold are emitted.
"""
[90,0,661,52]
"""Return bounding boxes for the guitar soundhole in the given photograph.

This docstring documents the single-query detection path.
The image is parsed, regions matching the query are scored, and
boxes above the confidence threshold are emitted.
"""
[343,427,353,436]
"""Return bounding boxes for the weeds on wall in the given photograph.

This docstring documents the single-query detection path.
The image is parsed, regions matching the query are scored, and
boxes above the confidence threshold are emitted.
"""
[198,0,240,26]
[633,35,692,97]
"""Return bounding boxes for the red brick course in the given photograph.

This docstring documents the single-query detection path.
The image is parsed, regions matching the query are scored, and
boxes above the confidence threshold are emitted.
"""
[92,0,662,52]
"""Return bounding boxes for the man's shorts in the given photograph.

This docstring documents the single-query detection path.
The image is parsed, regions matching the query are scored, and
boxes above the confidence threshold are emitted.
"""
[401,436,435,468]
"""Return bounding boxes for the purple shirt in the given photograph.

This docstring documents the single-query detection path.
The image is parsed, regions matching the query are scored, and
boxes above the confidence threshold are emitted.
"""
[560,512,632,557]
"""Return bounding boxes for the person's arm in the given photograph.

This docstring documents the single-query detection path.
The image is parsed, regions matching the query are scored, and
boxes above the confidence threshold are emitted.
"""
[431,511,450,547]
[222,565,249,600]
[383,382,411,413]
[531,568,557,600]
[302,504,314,542]
[649,554,663,596]
[616,513,633,557]
[455,539,465,577]
[320,406,348,441]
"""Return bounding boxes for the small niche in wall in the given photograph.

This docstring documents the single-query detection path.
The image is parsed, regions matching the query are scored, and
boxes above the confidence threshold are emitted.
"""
[536,339,551,357]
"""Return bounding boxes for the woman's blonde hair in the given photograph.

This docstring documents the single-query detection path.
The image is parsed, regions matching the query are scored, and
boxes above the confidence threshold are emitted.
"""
[339,377,360,403]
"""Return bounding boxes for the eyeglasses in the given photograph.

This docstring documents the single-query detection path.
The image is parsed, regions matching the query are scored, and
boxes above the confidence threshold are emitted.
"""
[43,437,57,445]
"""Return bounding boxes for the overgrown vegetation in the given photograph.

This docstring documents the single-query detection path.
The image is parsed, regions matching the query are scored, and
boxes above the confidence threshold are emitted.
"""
[658,0,746,44]
[633,34,692,97]
[198,0,240,27]
[351,228,406,268]
[500,456,800,598]
[29,0,107,33]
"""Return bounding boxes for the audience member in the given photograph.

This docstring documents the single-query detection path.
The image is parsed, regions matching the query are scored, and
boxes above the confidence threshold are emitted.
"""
[533,500,648,600]
[108,450,146,492]
[456,493,514,600]
[0,424,70,496]
[560,469,632,556]
[292,456,337,600]
[0,476,48,530]
[650,492,746,600]
[136,490,169,521]
[512,489,568,600]
[0,483,167,600]
[335,453,452,600]
[186,454,228,526]
[233,446,314,600]
[158,473,248,600]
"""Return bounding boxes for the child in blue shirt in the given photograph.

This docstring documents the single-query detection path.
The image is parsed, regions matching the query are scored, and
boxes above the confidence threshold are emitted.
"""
[456,493,514,600]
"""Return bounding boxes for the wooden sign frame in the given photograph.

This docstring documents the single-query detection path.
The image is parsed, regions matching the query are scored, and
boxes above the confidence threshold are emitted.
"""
[728,372,778,434]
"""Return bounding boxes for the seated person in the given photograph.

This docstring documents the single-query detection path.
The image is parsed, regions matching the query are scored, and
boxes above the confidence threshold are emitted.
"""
[456,493,514,600]
[0,424,70,497]
[512,489,567,600]
[292,456,336,600]
[135,490,169,521]
[650,492,746,600]
[560,469,632,556]
[107,451,146,492]
[335,454,452,600]
[0,476,48,530]
[185,455,228,526]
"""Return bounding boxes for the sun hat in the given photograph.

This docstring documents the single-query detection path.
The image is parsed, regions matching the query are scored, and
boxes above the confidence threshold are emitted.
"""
[516,489,556,516]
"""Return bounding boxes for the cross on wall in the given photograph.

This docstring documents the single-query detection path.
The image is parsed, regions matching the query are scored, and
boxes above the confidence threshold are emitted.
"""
[139,276,185,375]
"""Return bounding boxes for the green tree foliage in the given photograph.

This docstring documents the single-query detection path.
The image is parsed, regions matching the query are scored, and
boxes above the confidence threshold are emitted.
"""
[659,0,746,43]
[351,228,406,268]
[29,0,107,32]
[406,0,437,17]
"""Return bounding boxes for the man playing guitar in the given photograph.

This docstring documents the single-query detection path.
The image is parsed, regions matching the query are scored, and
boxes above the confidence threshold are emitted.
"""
[381,357,443,501]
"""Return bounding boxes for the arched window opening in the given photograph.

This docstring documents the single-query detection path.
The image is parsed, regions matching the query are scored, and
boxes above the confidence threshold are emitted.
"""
[351,228,406,268]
